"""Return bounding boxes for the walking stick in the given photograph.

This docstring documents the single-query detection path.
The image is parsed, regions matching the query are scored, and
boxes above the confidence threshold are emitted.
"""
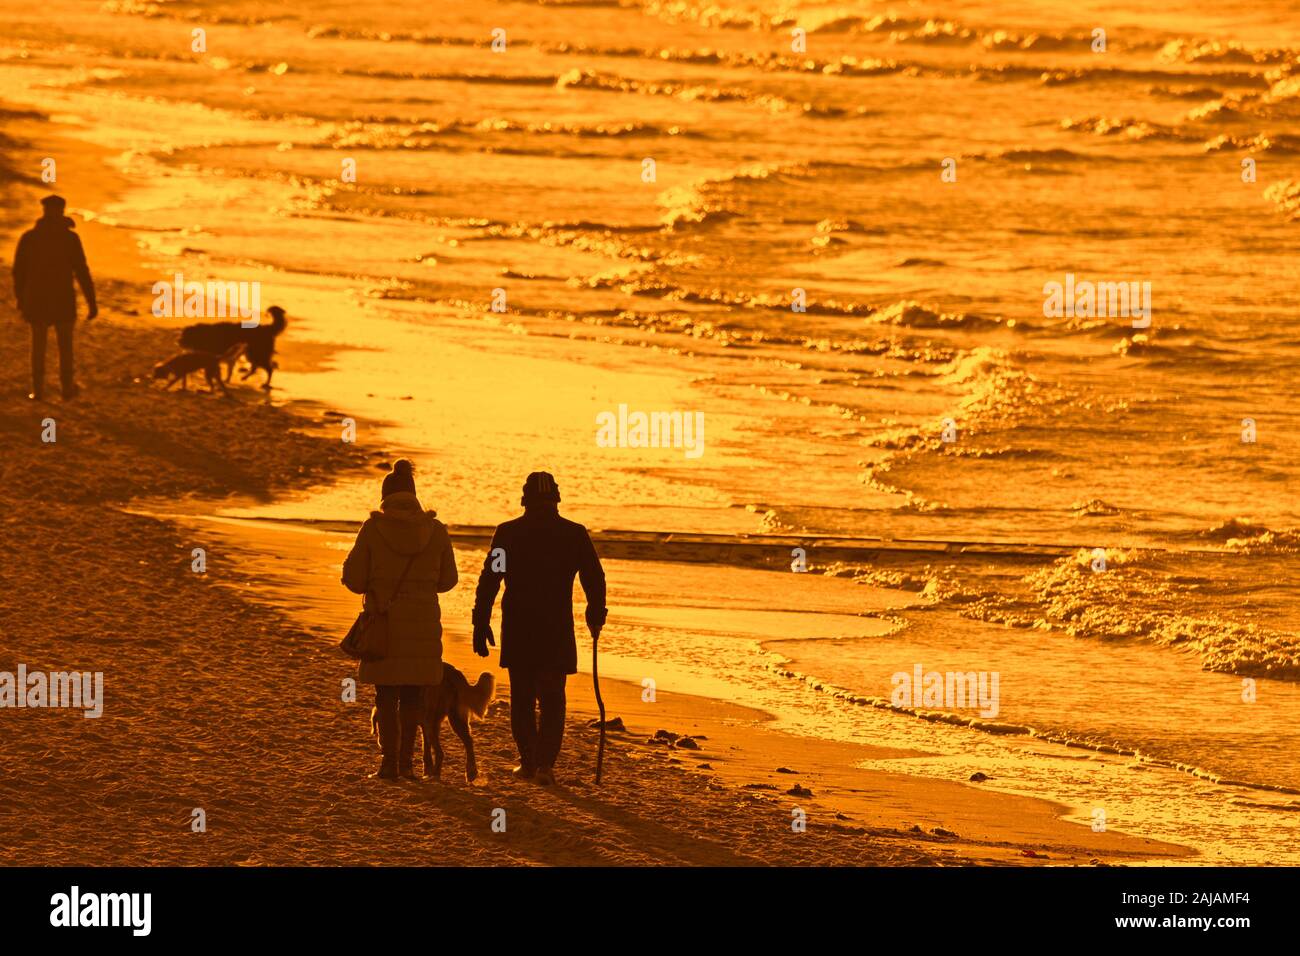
[592,633,606,785]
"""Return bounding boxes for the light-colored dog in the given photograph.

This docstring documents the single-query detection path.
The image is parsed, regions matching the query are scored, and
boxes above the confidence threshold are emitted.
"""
[371,664,496,782]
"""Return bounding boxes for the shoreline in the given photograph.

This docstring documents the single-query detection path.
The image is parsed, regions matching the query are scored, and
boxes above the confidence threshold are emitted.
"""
[156,503,1194,866]
[0,102,1193,866]
[162,509,1300,800]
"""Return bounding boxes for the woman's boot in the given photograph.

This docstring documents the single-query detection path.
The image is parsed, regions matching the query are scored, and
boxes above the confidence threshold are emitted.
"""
[370,695,400,780]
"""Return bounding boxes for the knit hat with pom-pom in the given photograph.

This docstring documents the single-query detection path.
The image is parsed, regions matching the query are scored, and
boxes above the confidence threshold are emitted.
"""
[381,458,416,499]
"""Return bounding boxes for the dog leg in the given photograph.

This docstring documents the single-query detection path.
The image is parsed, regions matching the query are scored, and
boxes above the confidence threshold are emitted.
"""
[431,715,445,779]
[422,714,436,778]
[449,709,477,782]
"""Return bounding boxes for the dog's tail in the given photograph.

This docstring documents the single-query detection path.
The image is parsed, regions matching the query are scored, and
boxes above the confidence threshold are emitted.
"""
[465,672,496,719]
[369,706,379,741]
[267,305,288,334]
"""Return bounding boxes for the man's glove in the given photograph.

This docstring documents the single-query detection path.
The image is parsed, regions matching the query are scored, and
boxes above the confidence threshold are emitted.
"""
[586,606,607,640]
[473,621,495,657]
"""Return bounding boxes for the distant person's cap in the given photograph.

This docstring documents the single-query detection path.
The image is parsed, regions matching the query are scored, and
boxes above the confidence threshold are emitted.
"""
[522,471,560,504]
[40,194,66,212]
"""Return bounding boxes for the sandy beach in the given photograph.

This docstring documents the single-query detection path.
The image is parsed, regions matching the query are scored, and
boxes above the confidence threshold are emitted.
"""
[3,0,1297,873]
[0,106,1192,867]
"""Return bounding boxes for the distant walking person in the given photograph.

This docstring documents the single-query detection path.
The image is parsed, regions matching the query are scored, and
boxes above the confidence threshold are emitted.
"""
[343,459,458,780]
[11,195,97,401]
[473,472,607,785]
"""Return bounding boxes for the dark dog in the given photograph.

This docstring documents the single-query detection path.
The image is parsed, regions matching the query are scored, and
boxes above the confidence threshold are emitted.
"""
[370,665,496,782]
[215,342,246,380]
[179,304,288,389]
[151,350,229,394]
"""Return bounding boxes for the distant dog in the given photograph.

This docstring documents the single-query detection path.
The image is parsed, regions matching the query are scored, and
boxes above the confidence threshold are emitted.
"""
[151,350,229,394]
[216,342,246,381]
[370,665,496,782]
[179,304,288,389]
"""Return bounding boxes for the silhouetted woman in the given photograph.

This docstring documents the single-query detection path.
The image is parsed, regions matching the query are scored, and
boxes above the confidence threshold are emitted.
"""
[343,459,458,779]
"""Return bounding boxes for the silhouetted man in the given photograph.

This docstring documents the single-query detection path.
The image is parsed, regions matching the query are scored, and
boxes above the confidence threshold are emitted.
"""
[12,194,97,400]
[473,472,606,785]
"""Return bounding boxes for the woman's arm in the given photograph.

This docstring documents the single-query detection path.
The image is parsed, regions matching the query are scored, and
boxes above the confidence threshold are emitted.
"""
[341,523,371,594]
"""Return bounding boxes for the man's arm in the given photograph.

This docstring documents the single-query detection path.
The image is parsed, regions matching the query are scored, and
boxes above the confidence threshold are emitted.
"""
[577,528,607,638]
[471,528,505,655]
[12,234,29,312]
[70,233,96,319]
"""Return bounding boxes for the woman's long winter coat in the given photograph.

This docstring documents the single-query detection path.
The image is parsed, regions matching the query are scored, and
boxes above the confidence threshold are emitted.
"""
[342,492,458,686]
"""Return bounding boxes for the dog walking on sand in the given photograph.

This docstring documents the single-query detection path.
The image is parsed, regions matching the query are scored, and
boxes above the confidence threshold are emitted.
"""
[370,664,495,782]
[179,304,288,389]
[151,345,244,395]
